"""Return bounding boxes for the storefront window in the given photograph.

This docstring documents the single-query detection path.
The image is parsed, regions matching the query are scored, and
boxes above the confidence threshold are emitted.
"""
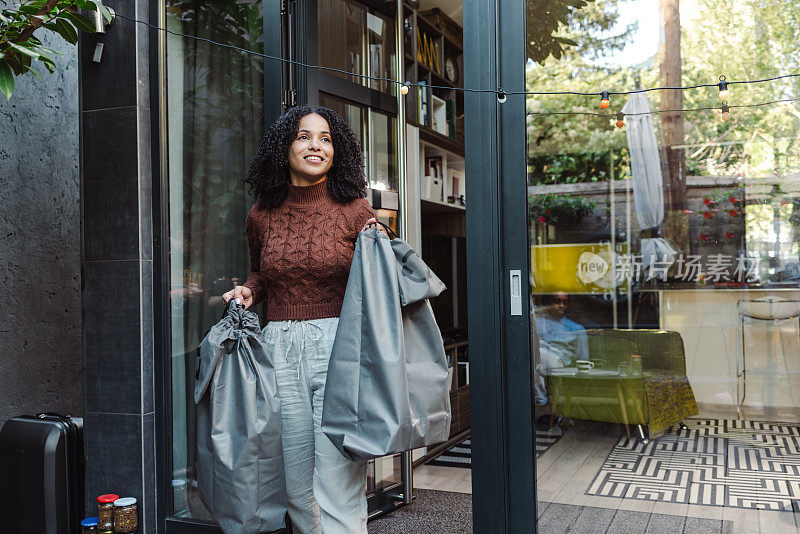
[318,0,397,96]
[165,0,264,521]
[526,0,800,529]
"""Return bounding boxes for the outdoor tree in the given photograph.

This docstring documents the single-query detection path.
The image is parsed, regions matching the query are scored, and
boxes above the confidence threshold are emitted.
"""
[526,0,636,184]
[0,0,111,99]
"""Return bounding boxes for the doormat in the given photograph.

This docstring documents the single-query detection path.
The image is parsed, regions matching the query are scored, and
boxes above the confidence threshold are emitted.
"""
[426,424,564,468]
[587,419,800,511]
[367,490,733,534]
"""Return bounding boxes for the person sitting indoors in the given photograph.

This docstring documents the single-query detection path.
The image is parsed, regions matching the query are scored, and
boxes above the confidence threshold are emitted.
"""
[535,292,589,374]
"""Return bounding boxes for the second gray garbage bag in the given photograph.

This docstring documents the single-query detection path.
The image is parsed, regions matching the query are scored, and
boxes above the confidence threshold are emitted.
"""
[194,301,286,534]
[322,224,452,461]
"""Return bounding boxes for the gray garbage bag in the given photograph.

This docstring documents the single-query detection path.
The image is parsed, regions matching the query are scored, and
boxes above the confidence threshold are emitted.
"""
[194,301,286,533]
[322,224,452,461]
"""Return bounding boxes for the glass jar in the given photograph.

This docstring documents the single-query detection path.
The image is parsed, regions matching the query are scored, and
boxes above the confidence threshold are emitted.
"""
[81,517,98,533]
[96,494,119,531]
[629,354,643,376]
[172,479,188,517]
[113,497,138,533]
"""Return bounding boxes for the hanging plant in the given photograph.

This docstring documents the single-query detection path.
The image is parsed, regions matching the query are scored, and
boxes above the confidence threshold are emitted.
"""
[528,194,595,225]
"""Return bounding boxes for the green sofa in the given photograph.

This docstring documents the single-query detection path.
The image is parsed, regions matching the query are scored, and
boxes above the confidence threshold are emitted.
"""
[546,329,698,439]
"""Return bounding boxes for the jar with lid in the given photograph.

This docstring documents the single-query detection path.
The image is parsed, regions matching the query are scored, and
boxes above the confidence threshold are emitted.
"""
[96,494,119,530]
[113,497,138,533]
[81,517,98,533]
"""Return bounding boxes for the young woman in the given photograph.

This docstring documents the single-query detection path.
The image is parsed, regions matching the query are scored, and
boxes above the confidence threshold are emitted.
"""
[224,105,376,534]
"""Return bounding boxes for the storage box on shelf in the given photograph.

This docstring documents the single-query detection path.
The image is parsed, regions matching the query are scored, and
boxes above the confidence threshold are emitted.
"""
[420,141,465,212]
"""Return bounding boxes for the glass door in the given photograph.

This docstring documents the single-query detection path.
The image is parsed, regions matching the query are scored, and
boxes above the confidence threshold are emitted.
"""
[523,1,800,532]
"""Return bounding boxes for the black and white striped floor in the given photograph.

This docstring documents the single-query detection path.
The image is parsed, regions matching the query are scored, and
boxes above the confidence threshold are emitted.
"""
[588,419,800,511]
[426,425,564,468]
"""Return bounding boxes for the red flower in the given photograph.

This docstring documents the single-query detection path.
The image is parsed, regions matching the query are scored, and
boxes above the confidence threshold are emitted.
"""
[683,209,694,214]
[703,198,713,205]
[725,232,734,239]
[728,210,739,217]
[702,211,713,219]
[538,216,546,223]
[699,233,709,241]
[729,196,739,204]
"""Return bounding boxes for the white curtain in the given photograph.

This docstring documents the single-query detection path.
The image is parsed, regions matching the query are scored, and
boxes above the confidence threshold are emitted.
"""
[621,93,677,280]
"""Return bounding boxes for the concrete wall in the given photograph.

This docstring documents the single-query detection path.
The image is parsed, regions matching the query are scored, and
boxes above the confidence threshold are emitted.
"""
[0,31,82,423]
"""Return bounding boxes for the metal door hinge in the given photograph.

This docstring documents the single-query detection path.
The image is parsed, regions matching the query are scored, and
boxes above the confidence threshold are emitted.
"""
[283,90,297,108]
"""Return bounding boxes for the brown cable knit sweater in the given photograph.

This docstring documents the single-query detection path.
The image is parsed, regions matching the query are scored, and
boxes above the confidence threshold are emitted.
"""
[243,178,375,321]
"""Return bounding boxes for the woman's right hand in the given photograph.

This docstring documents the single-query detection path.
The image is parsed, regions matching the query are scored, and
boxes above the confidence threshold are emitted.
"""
[222,285,254,310]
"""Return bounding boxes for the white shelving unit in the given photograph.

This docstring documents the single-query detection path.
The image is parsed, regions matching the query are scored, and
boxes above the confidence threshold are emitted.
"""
[419,140,466,212]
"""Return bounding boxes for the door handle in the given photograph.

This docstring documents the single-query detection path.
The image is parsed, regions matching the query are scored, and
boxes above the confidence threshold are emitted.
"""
[510,269,522,316]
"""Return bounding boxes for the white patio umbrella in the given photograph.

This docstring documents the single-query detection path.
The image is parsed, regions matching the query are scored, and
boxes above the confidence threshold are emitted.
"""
[621,93,677,280]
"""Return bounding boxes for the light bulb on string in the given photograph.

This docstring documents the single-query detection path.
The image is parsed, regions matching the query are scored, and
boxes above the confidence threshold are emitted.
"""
[497,88,507,104]
[600,90,610,109]
[721,101,731,122]
[400,82,409,95]
[615,112,625,128]
[718,75,729,100]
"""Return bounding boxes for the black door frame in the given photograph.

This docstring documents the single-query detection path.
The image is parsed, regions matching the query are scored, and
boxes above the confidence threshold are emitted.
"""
[464,0,538,532]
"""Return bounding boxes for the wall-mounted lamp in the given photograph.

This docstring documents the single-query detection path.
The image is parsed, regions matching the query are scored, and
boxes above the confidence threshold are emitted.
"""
[93,4,116,34]
[92,4,116,64]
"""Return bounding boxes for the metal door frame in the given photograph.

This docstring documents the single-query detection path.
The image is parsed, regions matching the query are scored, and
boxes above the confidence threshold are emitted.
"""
[464,0,537,532]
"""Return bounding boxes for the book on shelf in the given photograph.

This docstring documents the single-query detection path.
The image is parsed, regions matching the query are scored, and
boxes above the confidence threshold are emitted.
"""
[446,98,456,139]
[418,80,429,126]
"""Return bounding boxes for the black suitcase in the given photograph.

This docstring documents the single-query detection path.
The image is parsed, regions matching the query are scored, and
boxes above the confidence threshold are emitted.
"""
[0,413,85,534]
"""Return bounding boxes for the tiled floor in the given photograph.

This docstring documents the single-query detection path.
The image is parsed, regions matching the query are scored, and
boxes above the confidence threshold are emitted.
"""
[412,418,800,533]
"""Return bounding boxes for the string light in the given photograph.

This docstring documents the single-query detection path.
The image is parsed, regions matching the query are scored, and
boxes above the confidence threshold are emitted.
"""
[615,112,625,128]
[718,75,729,100]
[600,90,611,109]
[526,98,796,118]
[721,101,731,121]
[116,13,800,103]
[497,89,507,104]
[400,83,409,95]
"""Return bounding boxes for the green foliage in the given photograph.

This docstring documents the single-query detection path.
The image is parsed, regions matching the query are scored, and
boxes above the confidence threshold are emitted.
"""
[528,193,596,224]
[526,0,636,158]
[526,0,800,180]
[0,0,110,99]
[528,148,629,185]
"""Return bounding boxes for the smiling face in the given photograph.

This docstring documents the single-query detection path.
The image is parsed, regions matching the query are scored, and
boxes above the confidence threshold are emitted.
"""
[288,113,334,186]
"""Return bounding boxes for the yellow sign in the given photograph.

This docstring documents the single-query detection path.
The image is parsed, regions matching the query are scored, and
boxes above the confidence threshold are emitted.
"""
[531,243,624,293]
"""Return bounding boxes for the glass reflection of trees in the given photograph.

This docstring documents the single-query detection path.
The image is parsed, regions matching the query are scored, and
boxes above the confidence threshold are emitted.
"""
[166,0,265,520]
[525,0,800,288]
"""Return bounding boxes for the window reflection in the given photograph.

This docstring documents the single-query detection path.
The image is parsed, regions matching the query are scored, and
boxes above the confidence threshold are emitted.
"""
[527,0,800,529]
[166,0,264,521]
[318,0,396,96]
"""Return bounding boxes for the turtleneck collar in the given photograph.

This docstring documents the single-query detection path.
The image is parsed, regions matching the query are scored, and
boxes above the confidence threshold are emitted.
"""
[285,177,328,205]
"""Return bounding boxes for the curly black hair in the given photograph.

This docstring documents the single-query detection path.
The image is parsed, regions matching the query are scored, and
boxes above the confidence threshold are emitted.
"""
[243,105,368,208]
